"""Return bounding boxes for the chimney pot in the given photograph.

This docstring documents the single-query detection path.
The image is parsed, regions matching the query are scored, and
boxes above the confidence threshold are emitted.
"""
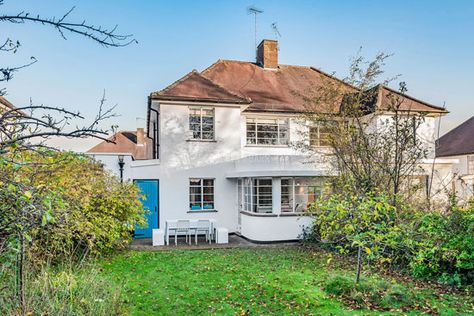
[256,39,278,69]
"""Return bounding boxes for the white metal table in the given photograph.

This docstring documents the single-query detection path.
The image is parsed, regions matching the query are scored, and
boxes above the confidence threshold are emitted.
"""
[165,219,216,245]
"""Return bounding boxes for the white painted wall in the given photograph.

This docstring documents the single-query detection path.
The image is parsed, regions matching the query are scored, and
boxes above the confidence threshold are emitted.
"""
[372,114,439,158]
[129,100,452,242]
[240,213,313,241]
[157,100,242,168]
[433,155,474,203]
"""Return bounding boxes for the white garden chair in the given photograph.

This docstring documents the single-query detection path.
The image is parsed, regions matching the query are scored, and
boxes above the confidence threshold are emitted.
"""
[193,220,211,245]
[175,220,191,245]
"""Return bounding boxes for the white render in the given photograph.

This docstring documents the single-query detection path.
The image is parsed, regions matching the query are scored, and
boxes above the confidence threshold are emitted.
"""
[124,99,455,242]
[433,154,474,203]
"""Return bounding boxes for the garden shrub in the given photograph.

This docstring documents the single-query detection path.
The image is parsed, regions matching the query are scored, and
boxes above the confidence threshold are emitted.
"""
[306,192,407,265]
[408,206,474,285]
[305,192,474,286]
[22,151,147,262]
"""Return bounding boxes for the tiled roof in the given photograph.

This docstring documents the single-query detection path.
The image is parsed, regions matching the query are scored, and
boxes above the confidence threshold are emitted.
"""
[87,131,137,154]
[436,116,474,157]
[202,60,355,113]
[0,96,15,110]
[150,59,448,114]
[151,70,250,104]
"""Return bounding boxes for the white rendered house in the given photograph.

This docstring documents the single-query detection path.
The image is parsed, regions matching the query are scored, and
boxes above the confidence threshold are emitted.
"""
[125,40,450,241]
[436,116,474,203]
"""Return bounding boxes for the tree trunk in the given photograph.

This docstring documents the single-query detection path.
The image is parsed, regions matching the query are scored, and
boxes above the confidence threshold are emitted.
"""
[16,231,25,315]
[356,245,362,284]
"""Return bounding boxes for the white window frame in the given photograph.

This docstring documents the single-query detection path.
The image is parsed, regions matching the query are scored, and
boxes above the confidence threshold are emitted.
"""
[238,177,273,213]
[309,122,332,147]
[189,107,215,141]
[189,178,215,211]
[281,177,325,213]
[468,155,474,175]
[246,118,289,146]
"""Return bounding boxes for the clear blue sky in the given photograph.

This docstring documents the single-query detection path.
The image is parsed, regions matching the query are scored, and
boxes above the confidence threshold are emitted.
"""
[2,0,473,150]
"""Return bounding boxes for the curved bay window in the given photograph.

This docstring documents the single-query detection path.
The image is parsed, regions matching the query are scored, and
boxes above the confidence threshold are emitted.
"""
[238,178,273,214]
[281,177,326,213]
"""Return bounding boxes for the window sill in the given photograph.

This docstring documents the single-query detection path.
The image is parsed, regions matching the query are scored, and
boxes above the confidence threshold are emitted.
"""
[187,210,218,213]
[186,139,217,143]
[244,144,289,148]
[279,212,307,217]
[240,211,278,217]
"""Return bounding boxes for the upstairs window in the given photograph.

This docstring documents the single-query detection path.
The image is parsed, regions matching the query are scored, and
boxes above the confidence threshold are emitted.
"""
[246,118,289,146]
[309,122,332,147]
[468,155,474,174]
[189,107,214,140]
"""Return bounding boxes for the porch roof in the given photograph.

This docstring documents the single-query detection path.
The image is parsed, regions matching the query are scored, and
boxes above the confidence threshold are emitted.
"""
[225,170,328,178]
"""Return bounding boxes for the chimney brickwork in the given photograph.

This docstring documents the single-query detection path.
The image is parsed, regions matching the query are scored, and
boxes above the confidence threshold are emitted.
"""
[256,39,278,69]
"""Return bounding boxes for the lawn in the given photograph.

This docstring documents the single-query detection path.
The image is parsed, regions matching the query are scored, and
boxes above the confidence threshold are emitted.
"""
[99,247,473,315]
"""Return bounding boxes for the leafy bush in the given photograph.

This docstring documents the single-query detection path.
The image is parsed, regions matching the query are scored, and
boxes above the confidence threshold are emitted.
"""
[306,192,406,264]
[21,151,147,262]
[304,192,474,286]
[409,206,474,285]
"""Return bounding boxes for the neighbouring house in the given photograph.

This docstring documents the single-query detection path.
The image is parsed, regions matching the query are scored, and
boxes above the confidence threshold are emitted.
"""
[436,116,474,202]
[87,128,151,181]
[93,40,455,241]
[0,95,15,111]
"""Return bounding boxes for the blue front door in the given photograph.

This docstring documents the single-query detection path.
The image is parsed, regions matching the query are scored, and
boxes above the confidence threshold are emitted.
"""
[134,179,159,238]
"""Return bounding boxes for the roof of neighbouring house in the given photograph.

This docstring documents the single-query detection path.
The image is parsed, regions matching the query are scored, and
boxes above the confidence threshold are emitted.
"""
[150,59,448,114]
[0,96,15,110]
[87,131,138,155]
[436,116,474,157]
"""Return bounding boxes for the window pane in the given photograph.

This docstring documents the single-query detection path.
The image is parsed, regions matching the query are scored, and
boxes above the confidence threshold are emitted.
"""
[203,194,214,202]
[190,179,201,186]
[203,186,214,194]
[190,203,202,210]
[203,179,214,186]
[190,187,201,194]
[203,202,214,209]
[202,132,214,140]
[189,115,201,124]
[189,194,202,203]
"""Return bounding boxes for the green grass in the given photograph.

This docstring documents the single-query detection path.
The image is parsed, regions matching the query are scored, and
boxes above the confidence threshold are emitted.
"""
[98,247,473,315]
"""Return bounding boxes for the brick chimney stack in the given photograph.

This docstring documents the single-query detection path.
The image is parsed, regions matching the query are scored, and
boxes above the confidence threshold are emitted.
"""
[136,128,145,145]
[256,39,278,69]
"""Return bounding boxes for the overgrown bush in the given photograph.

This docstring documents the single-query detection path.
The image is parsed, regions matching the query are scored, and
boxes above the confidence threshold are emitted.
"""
[304,192,474,286]
[306,192,407,265]
[409,206,474,286]
[16,151,147,262]
[0,150,146,313]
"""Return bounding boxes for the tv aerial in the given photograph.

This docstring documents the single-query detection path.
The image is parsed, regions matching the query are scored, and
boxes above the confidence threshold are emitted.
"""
[247,5,264,60]
[271,22,281,39]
